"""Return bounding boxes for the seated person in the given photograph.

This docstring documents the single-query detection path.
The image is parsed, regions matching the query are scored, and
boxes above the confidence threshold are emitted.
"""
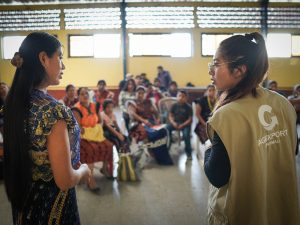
[129,123,173,166]
[145,83,163,107]
[118,78,136,130]
[72,87,114,191]
[101,99,128,152]
[94,80,114,113]
[288,84,300,100]
[135,75,144,86]
[268,80,286,97]
[194,84,216,144]
[128,86,160,127]
[167,90,193,160]
[165,81,178,97]
[59,84,78,108]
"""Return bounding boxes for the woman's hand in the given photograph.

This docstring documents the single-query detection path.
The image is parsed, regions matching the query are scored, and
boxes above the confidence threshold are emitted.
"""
[143,119,152,127]
[79,163,91,184]
[117,133,125,142]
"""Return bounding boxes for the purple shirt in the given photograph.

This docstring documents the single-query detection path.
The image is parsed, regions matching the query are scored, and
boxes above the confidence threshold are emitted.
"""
[157,70,172,89]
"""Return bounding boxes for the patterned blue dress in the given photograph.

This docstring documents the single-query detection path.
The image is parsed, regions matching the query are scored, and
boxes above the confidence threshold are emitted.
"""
[13,89,81,225]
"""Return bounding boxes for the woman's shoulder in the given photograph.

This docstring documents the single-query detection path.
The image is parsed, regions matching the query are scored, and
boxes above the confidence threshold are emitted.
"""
[30,90,73,120]
[31,90,64,111]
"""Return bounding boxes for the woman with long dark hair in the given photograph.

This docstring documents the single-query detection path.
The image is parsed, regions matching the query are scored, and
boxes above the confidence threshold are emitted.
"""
[118,78,136,130]
[205,32,299,225]
[4,32,91,224]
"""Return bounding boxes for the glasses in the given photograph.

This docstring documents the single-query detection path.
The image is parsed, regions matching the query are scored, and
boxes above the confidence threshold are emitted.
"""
[208,57,245,72]
[208,61,235,72]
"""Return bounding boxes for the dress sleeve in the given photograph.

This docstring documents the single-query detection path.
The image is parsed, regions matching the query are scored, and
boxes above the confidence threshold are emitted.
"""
[41,103,76,136]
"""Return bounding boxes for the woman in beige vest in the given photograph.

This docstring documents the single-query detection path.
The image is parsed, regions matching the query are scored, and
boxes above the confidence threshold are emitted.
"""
[205,32,299,225]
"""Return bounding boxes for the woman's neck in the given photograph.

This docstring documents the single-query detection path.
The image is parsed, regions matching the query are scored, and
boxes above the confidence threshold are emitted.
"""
[35,82,48,94]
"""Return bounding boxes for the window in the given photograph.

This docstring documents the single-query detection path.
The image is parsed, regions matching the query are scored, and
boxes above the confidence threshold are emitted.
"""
[69,36,94,57]
[64,8,121,29]
[2,36,26,59]
[201,34,232,56]
[129,33,192,57]
[292,35,300,56]
[126,7,194,29]
[267,33,291,58]
[69,34,120,58]
[0,9,60,31]
[94,34,121,58]
[197,7,261,28]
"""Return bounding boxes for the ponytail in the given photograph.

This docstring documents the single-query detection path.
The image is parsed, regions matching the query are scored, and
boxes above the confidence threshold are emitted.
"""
[216,32,269,109]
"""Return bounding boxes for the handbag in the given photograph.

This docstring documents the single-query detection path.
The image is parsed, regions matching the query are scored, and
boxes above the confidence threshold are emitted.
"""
[194,122,208,144]
[117,147,139,182]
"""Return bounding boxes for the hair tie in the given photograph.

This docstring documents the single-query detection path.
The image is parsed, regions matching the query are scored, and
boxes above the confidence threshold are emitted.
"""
[244,33,257,45]
[11,52,23,68]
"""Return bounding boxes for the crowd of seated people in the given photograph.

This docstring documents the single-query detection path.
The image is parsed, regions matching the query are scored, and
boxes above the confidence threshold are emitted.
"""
[1,65,299,187]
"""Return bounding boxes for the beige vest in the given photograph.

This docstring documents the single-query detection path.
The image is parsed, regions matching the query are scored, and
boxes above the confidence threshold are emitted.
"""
[207,86,299,225]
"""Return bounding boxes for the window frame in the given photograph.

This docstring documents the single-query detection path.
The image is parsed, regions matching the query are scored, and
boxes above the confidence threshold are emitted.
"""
[68,34,121,58]
[200,32,233,57]
[291,33,300,58]
[128,32,192,58]
[68,34,94,58]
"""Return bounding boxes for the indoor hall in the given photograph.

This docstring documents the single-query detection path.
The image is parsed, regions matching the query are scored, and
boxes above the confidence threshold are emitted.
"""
[0,0,300,224]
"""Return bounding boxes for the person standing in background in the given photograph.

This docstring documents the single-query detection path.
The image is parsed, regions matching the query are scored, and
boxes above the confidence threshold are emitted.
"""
[157,66,172,90]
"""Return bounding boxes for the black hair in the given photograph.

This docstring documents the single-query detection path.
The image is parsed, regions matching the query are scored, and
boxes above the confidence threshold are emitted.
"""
[65,84,75,92]
[169,81,178,87]
[103,99,114,111]
[157,66,163,70]
[122,78,136,92]
[136,86,146,92]
[179,90,188,97]
[268,80,277,87]
[97,80,106,86]
[77,87,89,97]
[207,84,215,89]
[216,32,268,109]
[4,32,61,209]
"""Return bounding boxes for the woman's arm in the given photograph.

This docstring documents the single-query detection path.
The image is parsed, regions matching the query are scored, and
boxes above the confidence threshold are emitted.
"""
[195,104,206,126]
[47,120,91,191]
[128,103,151,126]
[204,132,231,188]
[103,118,124,141]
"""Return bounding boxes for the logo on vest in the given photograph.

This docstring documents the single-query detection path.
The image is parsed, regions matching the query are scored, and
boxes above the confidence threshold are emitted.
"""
[258,105,278,131]
[257,105,288,147]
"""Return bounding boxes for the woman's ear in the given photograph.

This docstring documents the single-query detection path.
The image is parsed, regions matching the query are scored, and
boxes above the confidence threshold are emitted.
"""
[233,65,247,79]
[38,51,49,69]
